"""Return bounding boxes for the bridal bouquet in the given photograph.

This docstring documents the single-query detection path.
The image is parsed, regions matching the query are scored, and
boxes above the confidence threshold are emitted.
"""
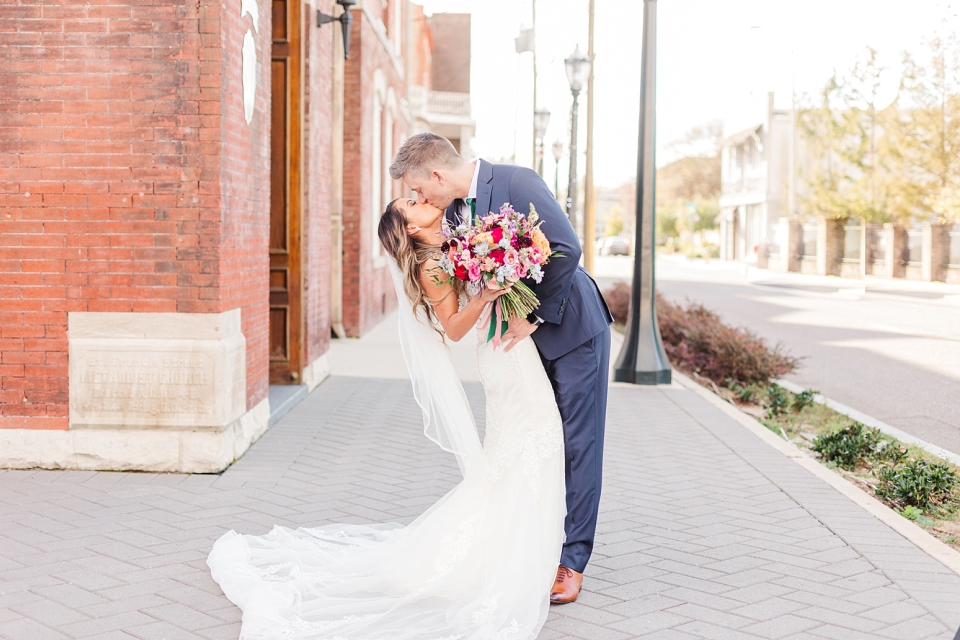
[436,203,558,342]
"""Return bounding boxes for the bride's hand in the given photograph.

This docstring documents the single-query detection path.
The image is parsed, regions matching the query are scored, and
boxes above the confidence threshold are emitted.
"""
[479,281,511,304]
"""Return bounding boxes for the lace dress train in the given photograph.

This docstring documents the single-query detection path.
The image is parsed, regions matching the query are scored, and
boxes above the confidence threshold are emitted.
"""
[207,334,566,640]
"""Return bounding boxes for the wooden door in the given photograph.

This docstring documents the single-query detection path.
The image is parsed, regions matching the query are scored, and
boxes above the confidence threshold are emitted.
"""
[269,0,303,383]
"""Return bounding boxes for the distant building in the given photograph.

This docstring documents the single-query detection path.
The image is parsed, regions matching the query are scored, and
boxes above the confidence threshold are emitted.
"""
[408,9,475,156]
[718,93,791,264]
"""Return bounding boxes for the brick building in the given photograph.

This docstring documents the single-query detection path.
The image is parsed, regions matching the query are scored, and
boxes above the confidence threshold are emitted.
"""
[0,0,436,471]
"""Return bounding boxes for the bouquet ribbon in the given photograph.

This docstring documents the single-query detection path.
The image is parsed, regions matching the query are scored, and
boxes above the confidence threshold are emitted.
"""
[481,301,510,347]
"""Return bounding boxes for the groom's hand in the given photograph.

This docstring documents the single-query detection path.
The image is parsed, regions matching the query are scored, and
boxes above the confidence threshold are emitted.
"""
[502,316,537,352]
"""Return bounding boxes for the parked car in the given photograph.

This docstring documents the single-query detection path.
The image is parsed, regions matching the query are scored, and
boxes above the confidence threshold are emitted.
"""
[597,236,630,256]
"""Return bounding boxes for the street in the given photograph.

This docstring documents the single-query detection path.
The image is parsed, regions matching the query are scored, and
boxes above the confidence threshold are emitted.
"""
[596,255,960,458]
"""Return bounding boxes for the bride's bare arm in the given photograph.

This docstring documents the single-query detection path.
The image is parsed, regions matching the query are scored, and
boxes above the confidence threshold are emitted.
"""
[420,260,507,342]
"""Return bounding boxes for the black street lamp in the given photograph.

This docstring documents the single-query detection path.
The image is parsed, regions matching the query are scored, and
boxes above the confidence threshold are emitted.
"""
[564,45,591,228]
[613,0,671,385]
[317,0,357,59]
[551,139,563,201]
[534,108,551,178]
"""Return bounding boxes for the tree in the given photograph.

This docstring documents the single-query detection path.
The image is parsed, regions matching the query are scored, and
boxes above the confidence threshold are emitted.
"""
[604,205,624,237]
[655,205,679,241]
[890,34,960,223]
[659,119,722,204]
[798,48,899,223]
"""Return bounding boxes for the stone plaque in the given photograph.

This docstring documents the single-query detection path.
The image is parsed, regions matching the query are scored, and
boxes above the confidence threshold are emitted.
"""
[69,310,246,430]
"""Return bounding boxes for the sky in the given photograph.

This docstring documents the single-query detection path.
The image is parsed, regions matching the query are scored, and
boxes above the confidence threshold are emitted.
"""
[416,0,960,188]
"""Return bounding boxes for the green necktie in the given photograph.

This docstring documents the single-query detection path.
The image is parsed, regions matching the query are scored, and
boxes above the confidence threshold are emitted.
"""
[465,197,476,224]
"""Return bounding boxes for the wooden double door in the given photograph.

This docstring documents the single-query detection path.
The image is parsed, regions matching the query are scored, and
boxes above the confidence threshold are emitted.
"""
[269,0,303,384]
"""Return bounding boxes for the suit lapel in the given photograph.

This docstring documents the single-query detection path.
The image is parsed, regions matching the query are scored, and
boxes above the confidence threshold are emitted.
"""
[475,159,494,220]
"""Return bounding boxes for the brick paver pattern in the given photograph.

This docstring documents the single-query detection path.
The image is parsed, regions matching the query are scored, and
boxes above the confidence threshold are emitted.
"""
[2,377,959,639]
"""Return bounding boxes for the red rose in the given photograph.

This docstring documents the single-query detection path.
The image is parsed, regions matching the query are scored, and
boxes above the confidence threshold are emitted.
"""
[455,264,468,280]
[489,249,505,265]
[491,227,504,244]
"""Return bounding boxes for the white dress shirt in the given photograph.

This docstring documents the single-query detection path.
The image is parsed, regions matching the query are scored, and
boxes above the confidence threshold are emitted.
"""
[459,160,483,221]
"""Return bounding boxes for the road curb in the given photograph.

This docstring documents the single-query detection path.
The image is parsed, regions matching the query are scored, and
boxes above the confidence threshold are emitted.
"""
[774,378,960,468]
[671,369,960,578]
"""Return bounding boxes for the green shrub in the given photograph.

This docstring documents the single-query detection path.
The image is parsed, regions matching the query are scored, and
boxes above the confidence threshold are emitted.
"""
[792,389,819,412]
[874,459,958,510]
[811,423,883,470]
[875,441,908,467]
[724,378,761,404]
[763,384,790,417]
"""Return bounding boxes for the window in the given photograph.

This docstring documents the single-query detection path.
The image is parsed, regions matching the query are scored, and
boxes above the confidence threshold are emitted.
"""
[371,70,386,263]
[843,224,862,262]
[802,225,818,259]
[874,230,888,264]
[383,88,396,216]
[906,229,922,264]
[949,224,960,267]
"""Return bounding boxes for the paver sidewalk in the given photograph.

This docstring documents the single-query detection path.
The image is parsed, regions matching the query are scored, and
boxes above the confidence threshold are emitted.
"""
[2,316,960,639]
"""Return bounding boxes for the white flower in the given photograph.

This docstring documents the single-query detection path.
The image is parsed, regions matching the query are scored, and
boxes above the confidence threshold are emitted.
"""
[529,264,543,283]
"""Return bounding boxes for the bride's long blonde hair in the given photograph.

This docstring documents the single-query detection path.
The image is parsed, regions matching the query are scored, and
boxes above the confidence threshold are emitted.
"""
[378,199,464,329]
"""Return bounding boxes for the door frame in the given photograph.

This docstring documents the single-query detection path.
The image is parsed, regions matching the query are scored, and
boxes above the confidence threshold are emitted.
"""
[269,0,304,384]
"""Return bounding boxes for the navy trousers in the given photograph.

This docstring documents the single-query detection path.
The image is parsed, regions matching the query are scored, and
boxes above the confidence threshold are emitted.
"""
[540,327,611,573]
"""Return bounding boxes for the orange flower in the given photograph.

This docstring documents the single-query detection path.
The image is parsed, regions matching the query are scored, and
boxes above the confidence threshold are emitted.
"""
[532,229,550,255]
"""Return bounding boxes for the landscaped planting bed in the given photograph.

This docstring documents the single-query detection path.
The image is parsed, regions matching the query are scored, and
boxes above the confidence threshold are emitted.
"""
[604,282,960,551]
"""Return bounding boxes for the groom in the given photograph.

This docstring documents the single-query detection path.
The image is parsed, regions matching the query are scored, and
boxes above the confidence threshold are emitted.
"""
[389,133,613,604]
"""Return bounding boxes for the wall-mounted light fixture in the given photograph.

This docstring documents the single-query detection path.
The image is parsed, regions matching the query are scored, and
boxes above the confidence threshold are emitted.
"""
[318,0,357,59]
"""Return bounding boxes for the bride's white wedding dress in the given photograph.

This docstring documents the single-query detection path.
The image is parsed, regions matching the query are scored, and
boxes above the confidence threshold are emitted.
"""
[207,264,566,640]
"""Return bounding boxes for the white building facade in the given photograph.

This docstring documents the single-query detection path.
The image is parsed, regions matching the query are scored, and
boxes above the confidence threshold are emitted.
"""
[719,93,792,266]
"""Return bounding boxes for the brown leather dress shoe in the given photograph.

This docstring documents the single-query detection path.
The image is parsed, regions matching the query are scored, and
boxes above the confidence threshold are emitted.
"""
[550,564,583,604]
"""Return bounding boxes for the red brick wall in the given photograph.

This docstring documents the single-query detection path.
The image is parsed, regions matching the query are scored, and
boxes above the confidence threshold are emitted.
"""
[216,0,271,408]
[303,0,334,366]
[0,0,272,428]
[342,8,406,337]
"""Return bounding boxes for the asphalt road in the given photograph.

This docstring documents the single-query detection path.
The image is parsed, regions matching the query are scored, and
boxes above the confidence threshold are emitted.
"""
[594,255,960,457]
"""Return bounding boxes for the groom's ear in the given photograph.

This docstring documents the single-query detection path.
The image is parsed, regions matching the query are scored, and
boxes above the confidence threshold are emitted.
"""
[432,169,445,186]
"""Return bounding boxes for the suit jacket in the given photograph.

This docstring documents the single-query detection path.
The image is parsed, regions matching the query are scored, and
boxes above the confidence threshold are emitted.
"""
[445,160,613,360]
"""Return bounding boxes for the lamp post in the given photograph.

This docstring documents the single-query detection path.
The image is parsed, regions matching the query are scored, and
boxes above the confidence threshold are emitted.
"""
[613,0,671,385]
[551,139,563,201]
[534,108,551,178]
[564,45,591,234]
[317,0,357,59]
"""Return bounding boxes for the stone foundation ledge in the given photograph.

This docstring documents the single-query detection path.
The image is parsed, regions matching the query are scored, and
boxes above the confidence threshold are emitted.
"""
[0,398,270,474]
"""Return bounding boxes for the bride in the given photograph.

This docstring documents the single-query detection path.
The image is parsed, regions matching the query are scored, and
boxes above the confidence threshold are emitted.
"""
[207,197,567,639]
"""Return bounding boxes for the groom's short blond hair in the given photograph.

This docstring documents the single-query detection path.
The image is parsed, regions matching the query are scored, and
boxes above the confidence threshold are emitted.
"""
[389,132,464,180]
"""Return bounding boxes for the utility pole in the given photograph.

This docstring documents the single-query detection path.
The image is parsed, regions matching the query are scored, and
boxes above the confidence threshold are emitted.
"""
[531,0,538,171]
[583,0,596,273]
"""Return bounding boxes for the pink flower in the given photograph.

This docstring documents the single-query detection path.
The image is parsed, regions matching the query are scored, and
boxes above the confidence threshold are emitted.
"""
[504,248,519,265]
[516,263,529,278]
[468,262,481,282]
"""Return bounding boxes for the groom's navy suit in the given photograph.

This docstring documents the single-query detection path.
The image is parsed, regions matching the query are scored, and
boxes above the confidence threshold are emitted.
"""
[446,160,613,573]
